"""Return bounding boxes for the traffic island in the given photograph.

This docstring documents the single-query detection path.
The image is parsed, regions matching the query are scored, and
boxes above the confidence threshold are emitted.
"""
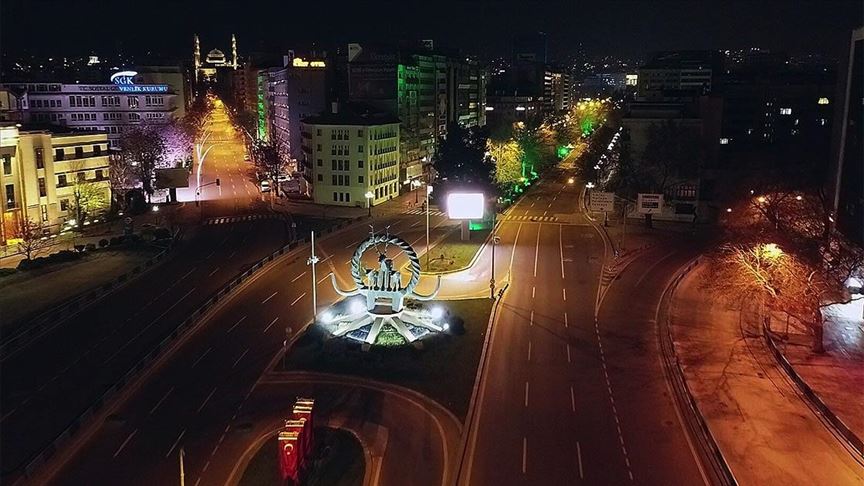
[420,228,491,273]
[282,298,493,420]
[239,427,365,486]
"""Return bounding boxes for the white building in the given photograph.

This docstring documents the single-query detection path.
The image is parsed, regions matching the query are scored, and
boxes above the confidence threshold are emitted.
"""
[1,68,186,149]
[301,104,400,207]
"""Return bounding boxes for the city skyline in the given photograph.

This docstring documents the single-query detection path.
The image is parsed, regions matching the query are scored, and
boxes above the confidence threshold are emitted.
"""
[2,0,861,61]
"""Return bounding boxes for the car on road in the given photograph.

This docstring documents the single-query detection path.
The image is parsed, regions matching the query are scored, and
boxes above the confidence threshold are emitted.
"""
[259,179,271,192]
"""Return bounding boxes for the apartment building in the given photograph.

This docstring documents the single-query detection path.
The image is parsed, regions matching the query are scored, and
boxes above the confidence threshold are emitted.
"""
[301,104,399,207]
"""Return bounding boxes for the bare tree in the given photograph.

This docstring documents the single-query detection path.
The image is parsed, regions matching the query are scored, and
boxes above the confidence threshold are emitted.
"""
[109,152,134,211]
[120,126,166,200]
[251,139,288,196]
[17,218,51,261]
[67,159,108,225]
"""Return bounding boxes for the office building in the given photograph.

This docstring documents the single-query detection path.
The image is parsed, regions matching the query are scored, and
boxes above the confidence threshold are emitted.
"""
[2,69,186,149]
[1,124,111,244]
[301,103,400,207]
[637,50,720,101]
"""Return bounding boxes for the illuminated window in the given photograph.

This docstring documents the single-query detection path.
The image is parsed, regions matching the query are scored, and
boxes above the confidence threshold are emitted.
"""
[817,97,829,105]
[779,107,792,115]
[719,138,729,145]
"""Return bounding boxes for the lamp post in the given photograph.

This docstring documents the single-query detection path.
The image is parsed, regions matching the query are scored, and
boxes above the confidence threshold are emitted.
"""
[490,234,501,299]
[426,184,433,268]
[307,231,320,320]
[365,191,374,217]
[179,447,185,486]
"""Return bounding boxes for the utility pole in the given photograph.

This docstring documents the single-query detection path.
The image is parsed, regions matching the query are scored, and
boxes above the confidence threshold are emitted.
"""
[307,231,319,320]
[179,447,186,486]
[426,183,431,268]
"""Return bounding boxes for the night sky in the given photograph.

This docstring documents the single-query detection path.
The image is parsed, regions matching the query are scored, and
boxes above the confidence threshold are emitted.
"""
[2,0,862,61]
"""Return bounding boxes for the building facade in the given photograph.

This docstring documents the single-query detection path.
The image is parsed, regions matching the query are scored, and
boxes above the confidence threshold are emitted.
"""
[832,26,864,245]
[2,70,185,149]
[637,50,719,101]
[301,104,400,207]
[1,124,111,244]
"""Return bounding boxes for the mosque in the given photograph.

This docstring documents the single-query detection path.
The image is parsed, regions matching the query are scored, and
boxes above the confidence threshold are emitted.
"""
[193,34,238,83]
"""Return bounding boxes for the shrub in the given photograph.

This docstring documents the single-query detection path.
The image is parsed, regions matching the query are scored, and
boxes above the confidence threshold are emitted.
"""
[16,259,33,270]
[0,267,16,277]
[99,239,109,248]
[153,228,172,240]
[85,243,97,252]
[109,236,121,246]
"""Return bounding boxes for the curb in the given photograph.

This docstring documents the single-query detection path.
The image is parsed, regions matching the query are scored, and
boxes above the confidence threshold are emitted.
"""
[762,324,864,460]
[658,258,738,486]
[12,216,369,485]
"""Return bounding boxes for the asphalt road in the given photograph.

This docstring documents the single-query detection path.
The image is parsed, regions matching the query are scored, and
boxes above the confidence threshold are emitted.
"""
[461,164,707,485]
[48,204,458,485]
[0,102,318,480]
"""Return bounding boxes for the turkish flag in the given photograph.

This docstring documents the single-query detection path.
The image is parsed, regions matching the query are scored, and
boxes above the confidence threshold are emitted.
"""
[278,431,300,482]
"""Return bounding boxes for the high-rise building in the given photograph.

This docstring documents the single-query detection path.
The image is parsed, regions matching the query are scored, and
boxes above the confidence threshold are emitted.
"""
[831,26,863,245]
[2,69,186,149]
[1,124,111,244]
[301,103,400,207]
[637,50,719,101]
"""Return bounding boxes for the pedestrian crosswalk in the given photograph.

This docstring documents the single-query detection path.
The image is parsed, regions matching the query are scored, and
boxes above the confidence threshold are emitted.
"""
[204,214,287,225]
[501,215,559,223]
[404,208,446,217]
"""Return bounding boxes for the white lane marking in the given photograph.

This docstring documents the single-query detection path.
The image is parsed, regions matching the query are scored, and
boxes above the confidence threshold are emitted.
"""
[227,250,237,259]
[577,441,584,479]
[524,382,530,408]
[192,347,212,368]
[291,272,306,283]
[113,429,138,458]
[531,202,536,207]
[227,315,247,333]
[532,287,535,299]
[559,225,565,279]
[530,310,534,327]
[533,227,541,277]
[205,251,216,260]
[261,291,278,304]
[564,312,569,328]
[232,348,249,369]
[149,386,175,415]
[509,223,523,270]
[165,429,186,458]
[522,437,528,474]
[527,341,532,362]
[197,387,217,413]
[567,344,572,363]
[290,293,306,306]
[563,288,567,301]
[263,317,279,333]
[317,273,329,285]
[207,267,220,277]
[570,386,576,412]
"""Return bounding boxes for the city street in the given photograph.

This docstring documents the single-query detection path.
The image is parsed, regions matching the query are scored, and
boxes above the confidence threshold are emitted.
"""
[47,205,458,485]
[460,163,706,485]
[0,100,310,481]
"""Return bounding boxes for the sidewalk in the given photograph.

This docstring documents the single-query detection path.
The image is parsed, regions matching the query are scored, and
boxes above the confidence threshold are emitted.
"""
[773,298,864,450]
[670,265,864,485]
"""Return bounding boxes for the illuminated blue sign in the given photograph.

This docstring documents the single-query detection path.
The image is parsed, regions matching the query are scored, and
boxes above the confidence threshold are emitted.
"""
[110,70,169,93]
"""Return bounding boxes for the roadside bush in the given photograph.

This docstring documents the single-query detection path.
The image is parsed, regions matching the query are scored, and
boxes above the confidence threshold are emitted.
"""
[109,236,121,246]
[0,267,16,277]
[99,238,109,248]
[16,259,33,270]
[85,243,97,252]
[52,250,80,263]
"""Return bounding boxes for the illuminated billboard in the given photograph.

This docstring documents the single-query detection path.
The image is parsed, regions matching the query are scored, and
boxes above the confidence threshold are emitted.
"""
[447,193,485,220]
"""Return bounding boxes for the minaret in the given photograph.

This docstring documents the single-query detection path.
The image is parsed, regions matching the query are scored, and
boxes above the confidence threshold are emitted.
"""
[231,34,238,70]
[193,34,201,82]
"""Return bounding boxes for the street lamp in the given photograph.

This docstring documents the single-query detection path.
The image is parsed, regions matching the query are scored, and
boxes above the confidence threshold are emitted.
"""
[567,177,575,185]
[365,191,374,217]
[490,234,502,299]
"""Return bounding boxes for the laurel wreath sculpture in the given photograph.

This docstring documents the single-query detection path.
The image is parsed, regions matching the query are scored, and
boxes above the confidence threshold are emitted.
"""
[332,231,440,301]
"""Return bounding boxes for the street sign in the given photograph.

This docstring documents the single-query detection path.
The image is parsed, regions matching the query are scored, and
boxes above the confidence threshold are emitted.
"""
[589,191,615,213]
[637,193,664,214]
